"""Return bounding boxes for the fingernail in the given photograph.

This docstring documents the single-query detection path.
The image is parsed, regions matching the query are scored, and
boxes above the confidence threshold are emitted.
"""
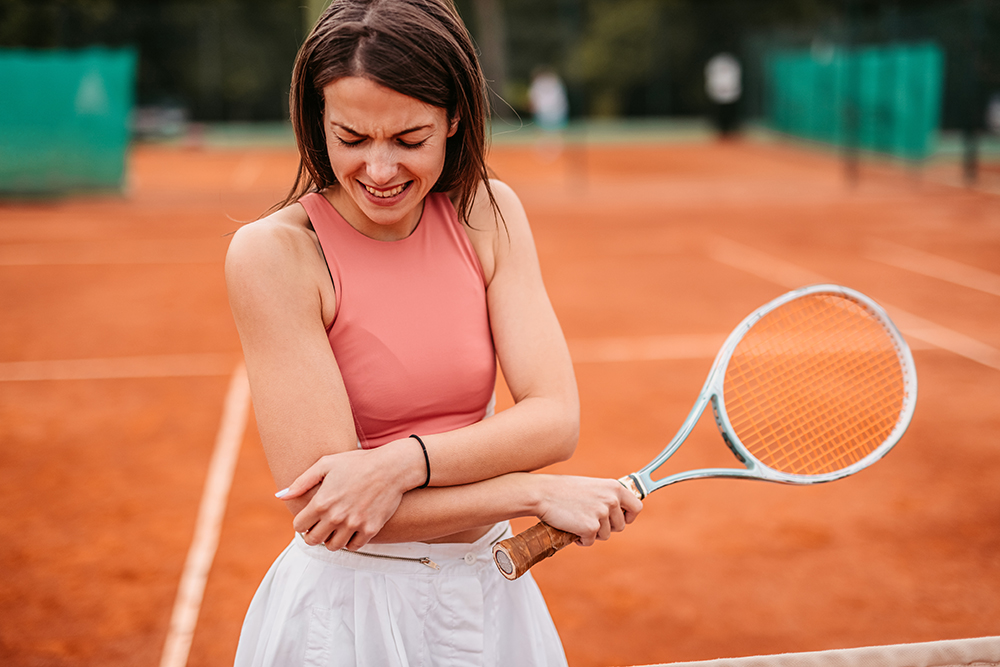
[275,488,290,499]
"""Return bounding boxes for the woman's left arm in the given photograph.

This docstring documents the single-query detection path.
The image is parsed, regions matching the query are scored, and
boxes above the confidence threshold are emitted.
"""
[282,181,582,535]
[300,179,575,481]
[419,178,581,482]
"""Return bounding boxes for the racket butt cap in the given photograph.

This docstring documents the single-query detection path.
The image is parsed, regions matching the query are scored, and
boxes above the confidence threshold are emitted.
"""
[492,543,518,580]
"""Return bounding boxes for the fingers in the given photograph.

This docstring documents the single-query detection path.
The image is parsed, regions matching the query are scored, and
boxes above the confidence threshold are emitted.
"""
[321,528,353,552]
[299,518,367,551]
[575,505,617,546]
[591,479,640,540]
[300,520,379,551]
[537,475,644,548]
[291,502,318,535]
[295,503,379,551]
[622,489,643,520]
[275,456,331,501]
[300,525,351,551]
[597,515,612,542]
[295,516,320,543]
[595,501,630,542]
[344,531,373,552]
[608,504,627,533]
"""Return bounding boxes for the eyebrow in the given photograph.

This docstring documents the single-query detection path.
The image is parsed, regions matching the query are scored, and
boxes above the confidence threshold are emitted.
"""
[333,122,434,137]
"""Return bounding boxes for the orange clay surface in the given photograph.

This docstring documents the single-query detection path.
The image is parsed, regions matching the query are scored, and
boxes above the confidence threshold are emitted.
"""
[1,137,999,666]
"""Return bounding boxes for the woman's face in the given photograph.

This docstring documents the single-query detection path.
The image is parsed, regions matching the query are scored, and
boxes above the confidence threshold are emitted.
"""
[322,76,457,241]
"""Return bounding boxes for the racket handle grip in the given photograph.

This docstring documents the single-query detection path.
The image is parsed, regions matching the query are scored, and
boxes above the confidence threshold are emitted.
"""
[492,521,577,581]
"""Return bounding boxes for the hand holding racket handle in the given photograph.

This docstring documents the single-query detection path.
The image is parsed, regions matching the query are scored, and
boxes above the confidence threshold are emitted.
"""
[492,476,645,580]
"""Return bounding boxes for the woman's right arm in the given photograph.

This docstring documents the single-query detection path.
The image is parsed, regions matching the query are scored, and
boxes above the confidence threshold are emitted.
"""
[226,209,427,524]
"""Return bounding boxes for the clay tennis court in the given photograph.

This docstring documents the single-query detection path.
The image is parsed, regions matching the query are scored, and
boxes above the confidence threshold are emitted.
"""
[1,132,998,666]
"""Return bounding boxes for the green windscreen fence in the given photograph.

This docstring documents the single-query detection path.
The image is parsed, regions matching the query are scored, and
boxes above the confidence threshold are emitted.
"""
[765,43,944,161]
[0,47,137,195]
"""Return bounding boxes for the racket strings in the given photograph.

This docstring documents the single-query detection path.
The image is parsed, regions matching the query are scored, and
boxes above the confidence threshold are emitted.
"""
[733,336,902,473]
[724,294,907,476]
[739,345,901,469]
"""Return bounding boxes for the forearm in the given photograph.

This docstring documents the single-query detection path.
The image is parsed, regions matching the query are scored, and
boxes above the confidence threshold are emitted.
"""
[367,471,643,547]
[278,411,577,548]
[285,457,642,549]
[368,472,539,544]
[276,386,577,508]
[417,393,579,488]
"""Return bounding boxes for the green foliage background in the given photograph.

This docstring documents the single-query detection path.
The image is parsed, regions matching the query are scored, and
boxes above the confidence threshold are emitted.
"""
[0,0,996,127]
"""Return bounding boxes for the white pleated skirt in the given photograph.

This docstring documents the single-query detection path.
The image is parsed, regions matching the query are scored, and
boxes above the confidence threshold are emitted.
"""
[234,522,568,667]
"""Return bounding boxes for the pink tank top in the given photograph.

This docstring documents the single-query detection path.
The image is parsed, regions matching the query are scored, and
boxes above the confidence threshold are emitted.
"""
[300,192,496,448]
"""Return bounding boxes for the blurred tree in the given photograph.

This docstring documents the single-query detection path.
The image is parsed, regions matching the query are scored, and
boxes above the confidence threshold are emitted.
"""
[0,0,993,124]
[470,0,511,117]
[0,0,121,48]
[496,0,572,117]
[569,0,663,116]
[0,0,303,121]
[492,0,840,118]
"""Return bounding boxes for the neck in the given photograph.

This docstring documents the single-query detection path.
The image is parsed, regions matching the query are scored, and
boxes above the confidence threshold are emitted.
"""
[324,187,424,242]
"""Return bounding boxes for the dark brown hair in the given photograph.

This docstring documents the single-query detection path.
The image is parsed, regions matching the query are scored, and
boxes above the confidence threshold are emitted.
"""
[277,0,498,225]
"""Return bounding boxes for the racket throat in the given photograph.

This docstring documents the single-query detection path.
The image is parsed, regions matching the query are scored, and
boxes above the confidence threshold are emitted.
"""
[619,473,648,500]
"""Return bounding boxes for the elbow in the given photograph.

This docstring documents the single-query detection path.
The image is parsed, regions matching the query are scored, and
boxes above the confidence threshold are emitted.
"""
[515,391,579,468]
[547,403,579,464]
[555,422,579,464]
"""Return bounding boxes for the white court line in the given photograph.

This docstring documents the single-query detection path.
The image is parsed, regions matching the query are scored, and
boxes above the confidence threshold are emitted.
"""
[865,239,1000,297]
[160,363,251,667]
[644,634,1000,667]
[569,334,727,363]
[0,240,221,266]
[708,237,827,287]
[0,354,236,381]
[709,236,1000,372]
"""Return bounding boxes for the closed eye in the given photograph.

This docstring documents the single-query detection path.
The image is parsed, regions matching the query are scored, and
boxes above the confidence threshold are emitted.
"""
[335,136,364,147]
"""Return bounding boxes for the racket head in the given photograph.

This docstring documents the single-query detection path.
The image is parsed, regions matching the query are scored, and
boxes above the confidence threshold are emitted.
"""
[708,284,917,485]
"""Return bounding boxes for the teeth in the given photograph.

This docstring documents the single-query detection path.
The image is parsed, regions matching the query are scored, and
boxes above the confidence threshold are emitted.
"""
[364,183,406,198]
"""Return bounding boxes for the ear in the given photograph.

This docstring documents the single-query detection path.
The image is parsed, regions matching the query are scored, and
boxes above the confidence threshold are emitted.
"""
[447,116,460,138]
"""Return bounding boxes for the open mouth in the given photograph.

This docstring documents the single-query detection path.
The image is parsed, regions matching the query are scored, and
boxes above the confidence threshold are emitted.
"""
[362,181,411,199]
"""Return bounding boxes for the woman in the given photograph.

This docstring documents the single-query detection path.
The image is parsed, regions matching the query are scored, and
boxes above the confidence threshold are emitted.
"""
[225,0,642,664]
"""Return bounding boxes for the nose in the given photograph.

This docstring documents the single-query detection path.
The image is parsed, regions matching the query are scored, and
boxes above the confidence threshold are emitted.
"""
[365,145,399,185]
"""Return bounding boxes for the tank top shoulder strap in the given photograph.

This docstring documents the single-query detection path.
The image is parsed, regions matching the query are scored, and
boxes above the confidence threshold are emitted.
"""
[299,191,352,246]
[298,192,347,325]
[422,193,487,286]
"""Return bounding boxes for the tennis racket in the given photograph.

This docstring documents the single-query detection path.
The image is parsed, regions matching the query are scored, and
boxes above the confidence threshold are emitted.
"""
[493,284,917,580]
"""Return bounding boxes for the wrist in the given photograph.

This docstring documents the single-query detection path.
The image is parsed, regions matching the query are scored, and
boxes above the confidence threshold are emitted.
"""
[409,434,431,489]
[381,437,428,491]
[520,472,548,518]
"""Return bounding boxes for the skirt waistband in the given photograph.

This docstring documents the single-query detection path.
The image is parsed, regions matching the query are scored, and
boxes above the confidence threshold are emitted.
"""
[292,521,511,573]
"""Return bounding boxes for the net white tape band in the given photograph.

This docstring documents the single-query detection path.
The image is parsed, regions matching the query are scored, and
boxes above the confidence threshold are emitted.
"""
[639,636,1000,667]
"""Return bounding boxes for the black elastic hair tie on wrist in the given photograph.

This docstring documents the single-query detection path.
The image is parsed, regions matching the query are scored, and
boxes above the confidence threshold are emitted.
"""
[410,434,431,489]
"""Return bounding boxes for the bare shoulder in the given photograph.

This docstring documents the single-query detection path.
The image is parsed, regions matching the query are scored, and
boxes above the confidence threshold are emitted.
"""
[466,178,529,234]
[225,202,332,320]
[462,179,533,285]
[227,203,313,275]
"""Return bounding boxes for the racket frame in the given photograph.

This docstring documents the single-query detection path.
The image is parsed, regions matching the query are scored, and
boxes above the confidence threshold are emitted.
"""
[624,284,917,500]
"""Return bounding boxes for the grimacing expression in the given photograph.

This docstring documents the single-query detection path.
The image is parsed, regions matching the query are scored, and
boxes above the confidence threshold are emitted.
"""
[322,77,458,241]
